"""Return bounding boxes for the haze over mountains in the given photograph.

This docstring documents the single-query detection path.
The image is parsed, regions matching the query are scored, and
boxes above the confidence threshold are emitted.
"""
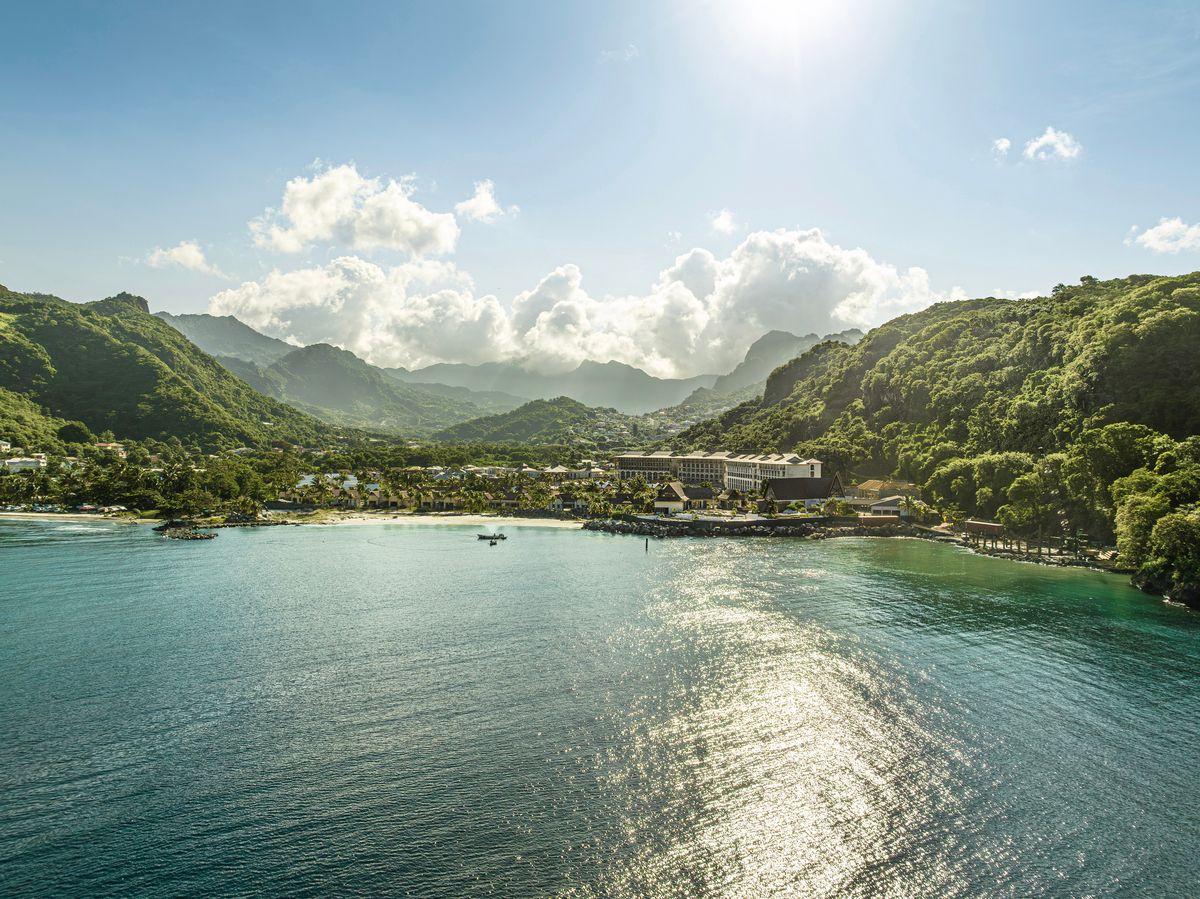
[158,310,861,418]
[0,288,864,448]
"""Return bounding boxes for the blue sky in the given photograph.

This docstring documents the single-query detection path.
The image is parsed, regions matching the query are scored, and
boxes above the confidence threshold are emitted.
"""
[2,0,1198,375]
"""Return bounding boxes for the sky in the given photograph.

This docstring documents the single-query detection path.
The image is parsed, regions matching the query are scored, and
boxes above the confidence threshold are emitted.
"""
[2,0,1199,377]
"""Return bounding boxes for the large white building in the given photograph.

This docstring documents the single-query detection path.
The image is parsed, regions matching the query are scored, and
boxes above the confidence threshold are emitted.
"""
[616,450,823,493]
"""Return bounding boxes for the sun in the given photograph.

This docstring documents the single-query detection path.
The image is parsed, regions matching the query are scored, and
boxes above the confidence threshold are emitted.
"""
[712,0,855,63]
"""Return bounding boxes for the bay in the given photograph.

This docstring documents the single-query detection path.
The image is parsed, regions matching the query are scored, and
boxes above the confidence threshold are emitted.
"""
[1,518,1197,897]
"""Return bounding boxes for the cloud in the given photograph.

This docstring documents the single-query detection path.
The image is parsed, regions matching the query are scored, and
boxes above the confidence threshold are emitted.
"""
[709,208,739,235]
[992,137,1011,158]
[210,257,514,368]
[1022,126,1082,161]
[600,43,639,62]
[251,163,460,256]
[144,240,227,278]
[209,228,958,378]
[1126,217,1200,254]
[455,180,518,223]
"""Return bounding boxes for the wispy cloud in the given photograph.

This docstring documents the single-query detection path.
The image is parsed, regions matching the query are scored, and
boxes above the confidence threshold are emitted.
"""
[1126,218,1200,254]
[1023,126,1082,161]
[600,43,639,63]
[992,137,1011,158]
[144,240,227,278]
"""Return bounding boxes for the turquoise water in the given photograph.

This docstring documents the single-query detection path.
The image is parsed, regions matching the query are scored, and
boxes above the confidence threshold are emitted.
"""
[1,518,1198,897]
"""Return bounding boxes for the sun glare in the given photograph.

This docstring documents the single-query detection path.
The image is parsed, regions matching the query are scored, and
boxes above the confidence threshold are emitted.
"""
[712,0,857,63]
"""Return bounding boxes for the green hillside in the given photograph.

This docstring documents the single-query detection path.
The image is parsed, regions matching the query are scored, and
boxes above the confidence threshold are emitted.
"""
[154,311,297,364]
[0,286,335,449]
[674,272,1200,602]
[432,396,637,445]
[221,343,501,435]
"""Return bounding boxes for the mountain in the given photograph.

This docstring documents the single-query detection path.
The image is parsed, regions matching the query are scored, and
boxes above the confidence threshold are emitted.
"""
[677,274,1200,465]
[394,359,718,414]
[710,328,863,395]
[154,311,295,365]
[214,343,509,435]
[156,311,528,424]
[0,287,334,449]
[431,396,641,445]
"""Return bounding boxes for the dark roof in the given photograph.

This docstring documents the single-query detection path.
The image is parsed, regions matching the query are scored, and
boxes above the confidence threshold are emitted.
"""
[656,482,687,501]
[763,477,838,501]
[683,486,718,500]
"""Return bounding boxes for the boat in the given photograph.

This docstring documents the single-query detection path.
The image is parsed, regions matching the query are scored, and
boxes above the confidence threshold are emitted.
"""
[477,533,507,540]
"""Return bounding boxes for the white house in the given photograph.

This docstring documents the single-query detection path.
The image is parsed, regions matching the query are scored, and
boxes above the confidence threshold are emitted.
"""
[3,457,47,472]
[869,496,906,517]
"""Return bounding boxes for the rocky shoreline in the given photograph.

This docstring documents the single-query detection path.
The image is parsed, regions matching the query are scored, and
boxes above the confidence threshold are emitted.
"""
[582,517,957,542]
[582,517,1140,572]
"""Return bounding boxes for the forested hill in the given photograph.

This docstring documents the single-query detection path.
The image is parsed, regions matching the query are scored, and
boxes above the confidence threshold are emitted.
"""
[677,273,1200,470]
[0,287,335,449]
[218,343,515,435]
[432,396,632,445]
[674,272,1200,601]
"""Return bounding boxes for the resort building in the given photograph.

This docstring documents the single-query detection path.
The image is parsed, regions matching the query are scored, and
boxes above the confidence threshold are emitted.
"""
[617,450,826,494]
[761,474,844,510]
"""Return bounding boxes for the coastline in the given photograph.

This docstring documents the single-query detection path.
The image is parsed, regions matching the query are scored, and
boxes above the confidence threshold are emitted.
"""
[300,512,584,530]
[0,511,147,524]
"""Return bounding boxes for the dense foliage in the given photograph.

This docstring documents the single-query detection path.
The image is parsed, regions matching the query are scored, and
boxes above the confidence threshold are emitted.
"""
[675,273,1200,601]
[0,288,336,450]
[432,396,638,445]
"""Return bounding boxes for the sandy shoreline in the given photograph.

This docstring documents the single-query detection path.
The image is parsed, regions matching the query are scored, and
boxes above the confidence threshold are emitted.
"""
[0,511,147,524]
[308,512,584,530]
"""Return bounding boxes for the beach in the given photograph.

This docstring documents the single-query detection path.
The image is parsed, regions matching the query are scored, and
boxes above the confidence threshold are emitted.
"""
[307,511,584,529]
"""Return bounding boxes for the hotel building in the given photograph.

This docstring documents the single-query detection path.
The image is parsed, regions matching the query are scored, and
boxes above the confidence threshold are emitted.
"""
[616,451,824,494]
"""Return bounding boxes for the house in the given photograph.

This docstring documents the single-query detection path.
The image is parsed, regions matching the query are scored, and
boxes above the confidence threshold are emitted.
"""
[3,457,47,472]
[95,442,127,459]
[869,495,906,517]
[549,491,588,514]
[654,481,688,514]
[965,519,1005,537]
[762,474,844,510]
[0,440,10,452]
[849,479,919,500]
[857,514,900,526]
[682,485,720,511]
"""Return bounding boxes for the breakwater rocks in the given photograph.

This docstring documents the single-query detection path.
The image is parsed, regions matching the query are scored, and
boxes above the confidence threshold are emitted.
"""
[583,518,949,541]
[153,520,216,540]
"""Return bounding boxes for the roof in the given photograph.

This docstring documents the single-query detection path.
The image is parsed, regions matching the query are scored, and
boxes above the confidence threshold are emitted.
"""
[683,485,718,500]
[871,495,906,505]
[655,481,688,501]
[763,477,838,501]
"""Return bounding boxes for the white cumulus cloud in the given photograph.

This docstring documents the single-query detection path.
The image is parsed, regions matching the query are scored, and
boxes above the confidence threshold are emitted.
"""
[209,228,958,378]
[1023,126,1082,161]
[454,180,518,223]
[250,163,460,256]
[1127,217,1200,254]
[992,137,1011,157]
[709,208,739,235]
[144,240,227,278]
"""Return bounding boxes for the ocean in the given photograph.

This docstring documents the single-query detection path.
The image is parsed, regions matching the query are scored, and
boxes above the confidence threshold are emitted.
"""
[1,518,1197,897]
